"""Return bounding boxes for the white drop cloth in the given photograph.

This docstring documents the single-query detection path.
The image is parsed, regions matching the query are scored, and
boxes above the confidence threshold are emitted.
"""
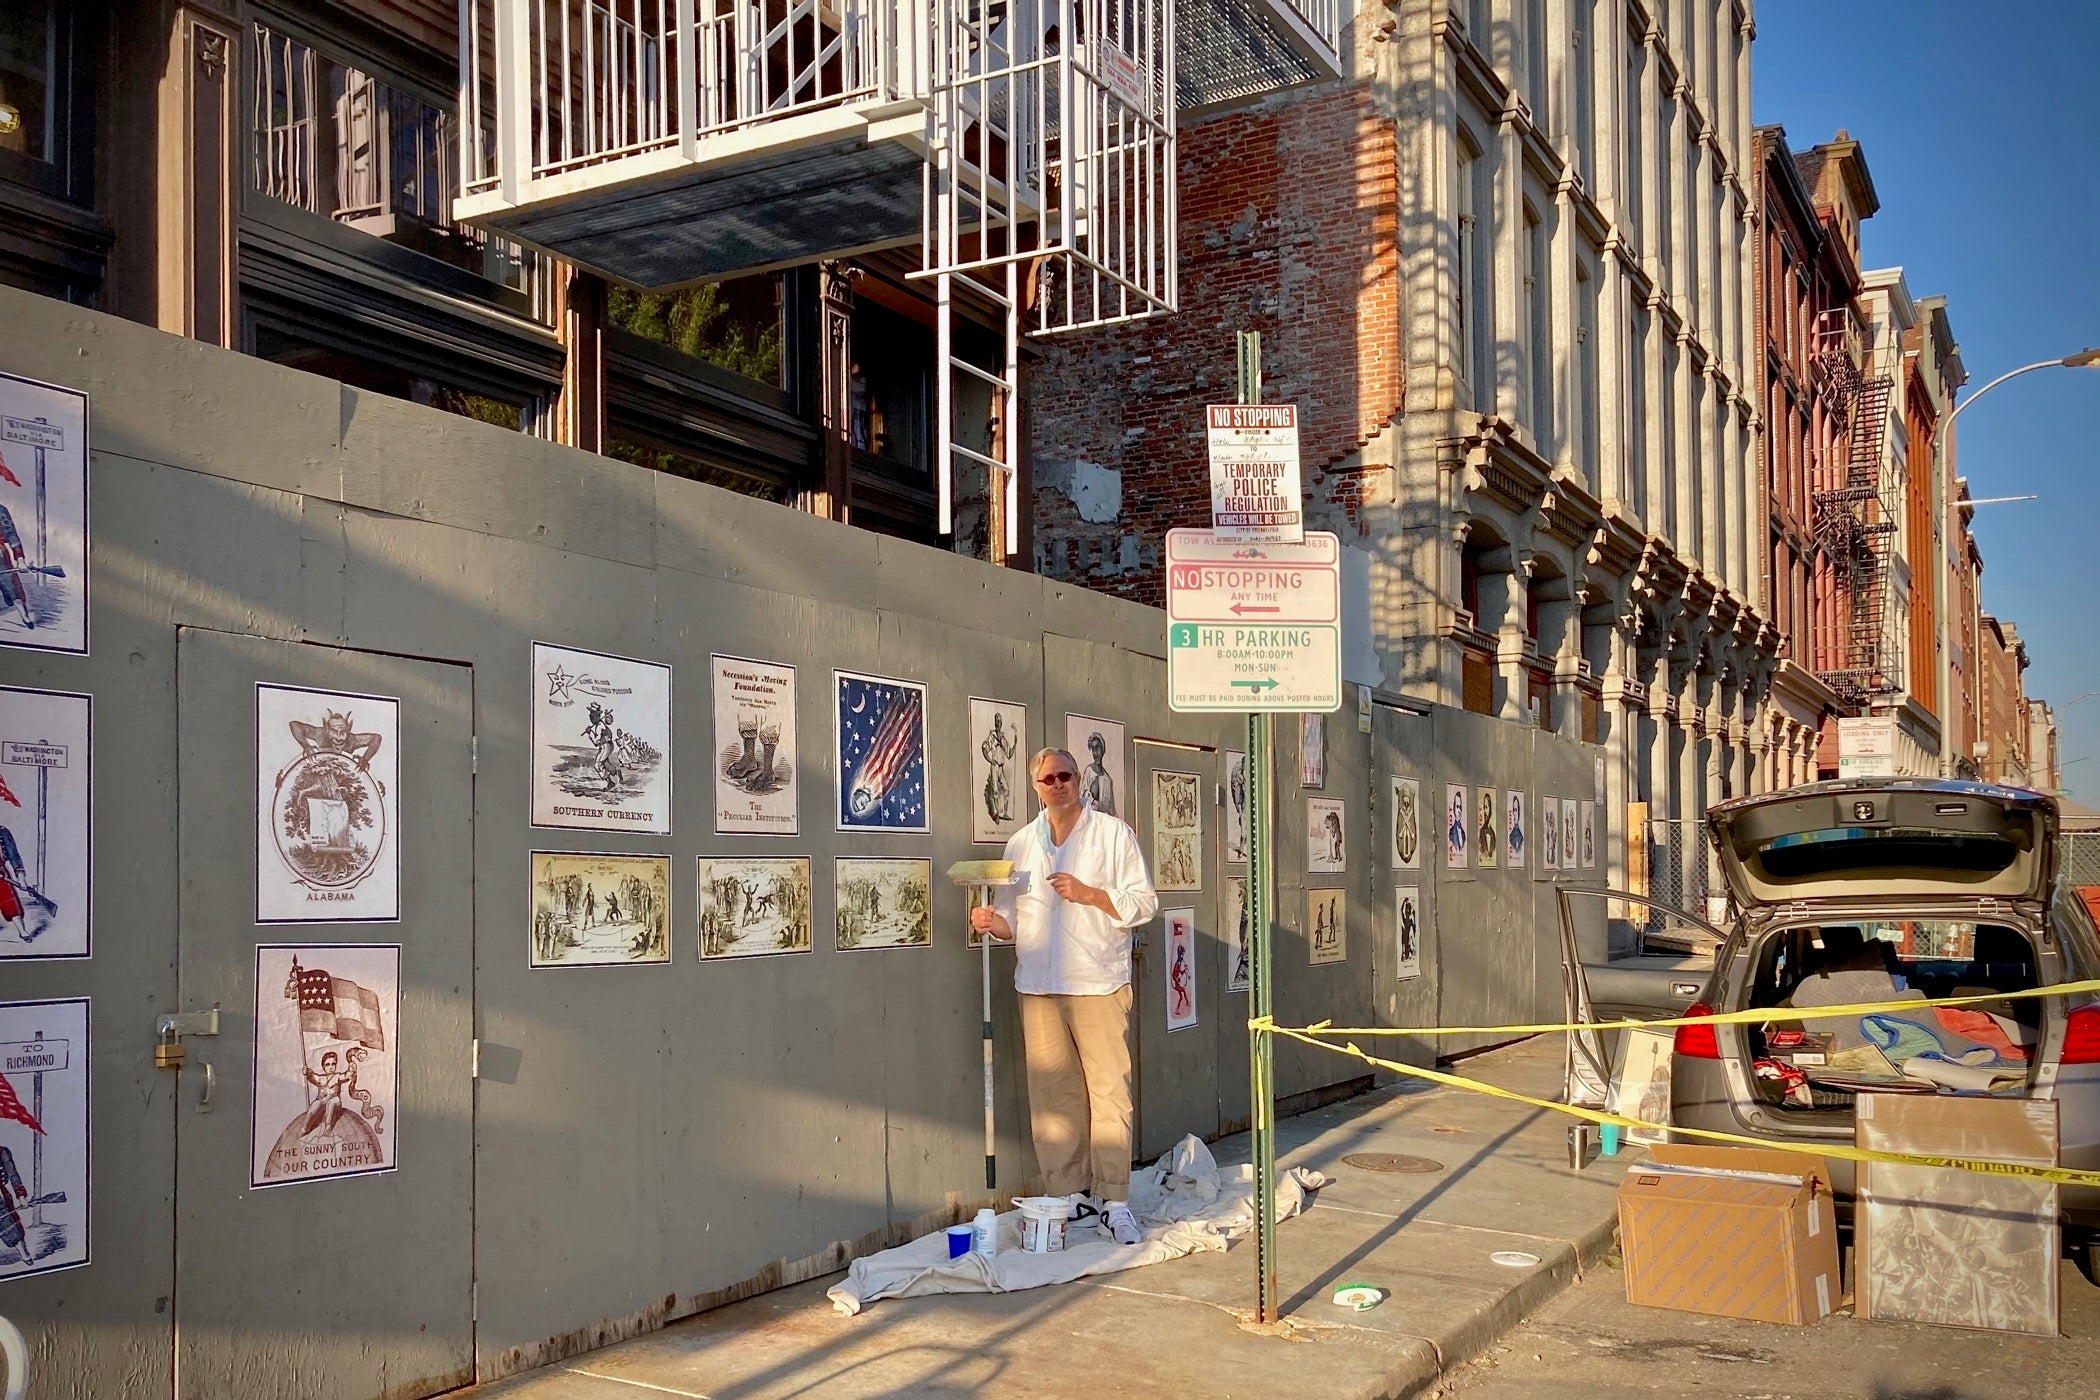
[826,1136,1330,1315]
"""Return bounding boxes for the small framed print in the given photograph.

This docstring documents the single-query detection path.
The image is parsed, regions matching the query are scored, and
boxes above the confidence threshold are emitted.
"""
[1476,787,1499,869]
[1444,785,1469,870]
[1298,713,1326,788]
[1308,888,1346,965]
[1307,797,1346,874]
[1505,790,1528,870]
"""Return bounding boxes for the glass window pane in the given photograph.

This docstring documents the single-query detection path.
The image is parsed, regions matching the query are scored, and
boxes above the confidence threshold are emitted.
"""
[0,3,53,162]
[606,277,784,389]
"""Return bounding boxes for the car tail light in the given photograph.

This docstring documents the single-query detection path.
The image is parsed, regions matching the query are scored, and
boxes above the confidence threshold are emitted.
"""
[2062,1006,2100,1065]
[1674,1002,1721,1060]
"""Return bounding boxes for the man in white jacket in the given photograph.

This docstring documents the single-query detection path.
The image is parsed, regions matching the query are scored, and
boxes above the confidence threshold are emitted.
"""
[970,746,1160,1245]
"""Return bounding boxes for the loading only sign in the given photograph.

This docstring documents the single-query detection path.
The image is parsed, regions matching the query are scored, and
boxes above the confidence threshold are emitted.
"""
[1165,528,1341,712]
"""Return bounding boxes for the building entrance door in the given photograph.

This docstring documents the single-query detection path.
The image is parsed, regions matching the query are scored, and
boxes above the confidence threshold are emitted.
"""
[172,628,475,1400]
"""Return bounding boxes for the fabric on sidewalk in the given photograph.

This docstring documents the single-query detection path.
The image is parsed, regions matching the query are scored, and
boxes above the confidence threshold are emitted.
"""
[825,1135,1329,1316]
[1020,986,1136,1198]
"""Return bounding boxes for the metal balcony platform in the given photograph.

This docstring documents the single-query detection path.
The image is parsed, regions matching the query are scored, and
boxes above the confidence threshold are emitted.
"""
[1179,0,1341,114]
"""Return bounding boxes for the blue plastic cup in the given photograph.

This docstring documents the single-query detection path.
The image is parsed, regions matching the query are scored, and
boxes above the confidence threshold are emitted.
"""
[947,1224,974,1259]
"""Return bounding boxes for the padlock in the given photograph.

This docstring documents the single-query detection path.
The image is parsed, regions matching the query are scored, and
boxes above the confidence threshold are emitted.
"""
[156,1026,185,1070]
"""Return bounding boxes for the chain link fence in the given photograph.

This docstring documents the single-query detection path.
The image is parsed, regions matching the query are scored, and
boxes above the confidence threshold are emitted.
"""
[2063,832,2100,890]
[1643,817,1710,930]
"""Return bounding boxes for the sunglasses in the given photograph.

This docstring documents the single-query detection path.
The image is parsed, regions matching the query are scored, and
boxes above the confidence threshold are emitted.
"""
[1036,771,1078,785]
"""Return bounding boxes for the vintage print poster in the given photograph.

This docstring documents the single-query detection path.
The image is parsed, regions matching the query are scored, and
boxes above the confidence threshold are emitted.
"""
[0,687,89,959]
[1298,713,1326,788]
[250,945,399,1188]
[1394,886,1423,982]
[1444,784,1469,870]
[1223,876,1249,992]
[1307,797,1346,874]
[1153,770,1203,892]
[0,372,89,657]
[1541,795,1560,871]
[835,858,932,950]
[968,698,1028,845]
[256,684,399,924]
[1612,1027,1676,1147]
[711,654,797,836]
[529,851,671,967]
[1505,790,1528,870]
[696,857,813,959]
[1065,714,1126,819]
[838,672,929,833]
[1223,750,1248,864]
[1581,801,1598,869]
[1389,776,1420,870]
[531,643,672,834]
[1164,908,1199,1031]
[1308,888,1346,966]
[1476,787,1500,869]
[0,996,89,1279]
[1561,797,1580,871]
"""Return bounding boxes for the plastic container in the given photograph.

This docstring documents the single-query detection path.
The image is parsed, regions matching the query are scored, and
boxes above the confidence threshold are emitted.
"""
[946,1224,973,1259]
[971,1207,999,1259]
[1013,1196,1074,1255]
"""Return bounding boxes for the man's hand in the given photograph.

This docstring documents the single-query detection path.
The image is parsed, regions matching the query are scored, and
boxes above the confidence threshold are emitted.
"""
[1047,872,1110,913]
[968,905,1014,942]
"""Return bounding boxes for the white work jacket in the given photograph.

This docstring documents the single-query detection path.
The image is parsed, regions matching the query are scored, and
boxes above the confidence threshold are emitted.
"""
[994,802,1160,996]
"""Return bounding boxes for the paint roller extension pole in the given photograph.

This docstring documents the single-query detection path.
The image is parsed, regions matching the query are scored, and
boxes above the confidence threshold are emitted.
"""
[983,889,996,1190]
[1249,709,1278,1323]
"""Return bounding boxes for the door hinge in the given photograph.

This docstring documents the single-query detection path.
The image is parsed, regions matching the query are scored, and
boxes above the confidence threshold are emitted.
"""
[470,1038,480,1079]
[471,735,478,775]
[472,1278,479,1323]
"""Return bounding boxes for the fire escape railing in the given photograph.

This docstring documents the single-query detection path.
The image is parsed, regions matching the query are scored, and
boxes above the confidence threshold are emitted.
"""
[1810,306,1898,707]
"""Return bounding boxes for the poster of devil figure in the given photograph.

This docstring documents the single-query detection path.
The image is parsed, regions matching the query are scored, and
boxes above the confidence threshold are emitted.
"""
[251,945,399,1188]
[837,672,929,833]
[1164,908,1199,1031]
[257,684,398,923]
[0,996,89,1280]
[0,686,89,959]
[711,654,797,836]
[531,643,672,834]
[0,372,88,658]
[968,698,1027,845]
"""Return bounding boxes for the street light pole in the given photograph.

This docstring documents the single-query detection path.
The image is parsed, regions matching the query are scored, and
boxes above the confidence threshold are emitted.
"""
[1933,349,2100,776]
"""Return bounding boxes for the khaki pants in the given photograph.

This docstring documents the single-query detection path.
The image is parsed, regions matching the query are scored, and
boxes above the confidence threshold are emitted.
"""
[1018,986,1135,1201]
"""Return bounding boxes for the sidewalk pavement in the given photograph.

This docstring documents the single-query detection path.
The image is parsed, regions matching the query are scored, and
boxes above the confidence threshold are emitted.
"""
[473,1035,1633,1400]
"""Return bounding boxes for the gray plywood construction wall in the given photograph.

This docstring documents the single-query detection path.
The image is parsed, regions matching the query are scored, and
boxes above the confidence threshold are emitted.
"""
[0,286,1606,1393]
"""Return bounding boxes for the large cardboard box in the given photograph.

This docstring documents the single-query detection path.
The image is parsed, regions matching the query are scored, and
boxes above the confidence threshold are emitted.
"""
[1617,1143,1839,1325]
[1857,1094,2059,1336]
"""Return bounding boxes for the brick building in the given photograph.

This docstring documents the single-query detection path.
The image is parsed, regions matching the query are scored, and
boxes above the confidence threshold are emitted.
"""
[1977,613,2032,785]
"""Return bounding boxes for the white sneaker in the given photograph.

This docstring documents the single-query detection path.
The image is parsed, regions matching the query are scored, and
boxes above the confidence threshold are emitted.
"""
[1103,1200,1142,1246]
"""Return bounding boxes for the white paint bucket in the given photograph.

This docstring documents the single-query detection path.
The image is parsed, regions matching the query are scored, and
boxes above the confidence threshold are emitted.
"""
[1013,1196,1074,1254]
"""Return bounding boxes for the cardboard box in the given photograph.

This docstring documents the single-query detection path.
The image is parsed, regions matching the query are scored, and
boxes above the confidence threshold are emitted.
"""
[1857,1093,2059,1336]
[1617,1143,1839,1325]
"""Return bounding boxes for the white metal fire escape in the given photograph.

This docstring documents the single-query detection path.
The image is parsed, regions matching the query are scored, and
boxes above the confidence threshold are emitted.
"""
[456,0,1341,559]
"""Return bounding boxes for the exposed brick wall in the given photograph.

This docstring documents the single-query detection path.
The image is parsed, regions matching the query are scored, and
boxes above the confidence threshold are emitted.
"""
[1029,83,1401,605]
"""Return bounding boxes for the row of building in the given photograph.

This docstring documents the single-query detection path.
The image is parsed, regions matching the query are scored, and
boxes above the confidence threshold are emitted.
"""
[0,0,2063,900]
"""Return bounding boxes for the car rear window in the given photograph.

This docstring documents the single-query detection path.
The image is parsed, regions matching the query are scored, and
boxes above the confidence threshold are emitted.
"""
[1757,826,2021,883]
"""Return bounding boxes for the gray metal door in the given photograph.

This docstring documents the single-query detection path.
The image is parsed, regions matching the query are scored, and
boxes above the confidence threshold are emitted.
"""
[173,629,475,1400]
[1131,743,1219,1159]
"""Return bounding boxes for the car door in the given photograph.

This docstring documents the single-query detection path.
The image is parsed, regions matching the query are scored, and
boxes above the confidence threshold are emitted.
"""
[1557,887,1728,1108]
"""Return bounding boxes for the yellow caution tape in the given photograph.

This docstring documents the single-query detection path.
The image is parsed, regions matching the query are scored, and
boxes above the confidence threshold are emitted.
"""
[1261,1024,2100,1190]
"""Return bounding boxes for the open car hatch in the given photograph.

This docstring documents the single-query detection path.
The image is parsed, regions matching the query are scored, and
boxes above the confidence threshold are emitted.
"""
[1706,779,2057,911]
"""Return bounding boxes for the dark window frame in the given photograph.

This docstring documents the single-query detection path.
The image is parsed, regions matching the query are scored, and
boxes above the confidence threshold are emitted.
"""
[0,0,93,202]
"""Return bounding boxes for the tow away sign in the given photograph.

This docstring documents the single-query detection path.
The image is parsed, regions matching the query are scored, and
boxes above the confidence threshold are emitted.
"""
[1166,529,1341,712]
[1207,404,1302,543]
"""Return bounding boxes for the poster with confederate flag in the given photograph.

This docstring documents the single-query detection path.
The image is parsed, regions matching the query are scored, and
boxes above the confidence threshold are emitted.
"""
[0,996,89,1280]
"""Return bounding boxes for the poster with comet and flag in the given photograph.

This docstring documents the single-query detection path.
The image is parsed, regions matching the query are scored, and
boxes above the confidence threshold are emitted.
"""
[835,671,929,833]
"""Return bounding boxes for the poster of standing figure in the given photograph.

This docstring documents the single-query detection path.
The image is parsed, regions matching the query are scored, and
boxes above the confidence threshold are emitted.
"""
[835,858,932,950]
[1223,876,1249,992]
[1541,795,1560,871]
[1164,908,1199,1031]
[1505,790,1528,869]
[1445,785,1469,870]
[1308,888,1346,965]
[1152,770,1203,892]
[1223,751,1248,864]
[968,698,1027,845]
[250,945,399,1188]
[257,684,398,924]
[711,654,797,837]
[1476,787,1500,869]
[838,672,929,833]
[1581,801,1598,869]
[1561,798,1580,871]
[0,996,89,1279]
[1389,776,1420,870]
[1065,714,1125,819]
[1394,886,1422,982]
[531,643,672,834]
[0,372,89,657]
[0,687,89,959]
[696,857,813,959]
[529,851,671,967]
[1307,797,1346,874]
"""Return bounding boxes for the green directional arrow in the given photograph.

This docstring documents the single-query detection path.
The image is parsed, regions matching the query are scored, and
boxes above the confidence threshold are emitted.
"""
[1232,678,1280,693]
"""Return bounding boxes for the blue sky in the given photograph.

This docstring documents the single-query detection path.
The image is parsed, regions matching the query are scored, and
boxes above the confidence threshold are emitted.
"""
[1754,1,2100,804]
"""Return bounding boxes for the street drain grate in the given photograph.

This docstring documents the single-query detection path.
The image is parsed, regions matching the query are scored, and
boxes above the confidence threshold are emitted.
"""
[1341,1152,1445,1174]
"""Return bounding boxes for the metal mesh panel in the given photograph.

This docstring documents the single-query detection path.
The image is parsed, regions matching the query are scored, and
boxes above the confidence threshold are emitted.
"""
[1644,818,1707,930]
[2063,832,2100,890]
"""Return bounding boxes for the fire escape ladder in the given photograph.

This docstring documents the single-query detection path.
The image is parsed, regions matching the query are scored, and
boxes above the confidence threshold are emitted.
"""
[1810,337,1897,706]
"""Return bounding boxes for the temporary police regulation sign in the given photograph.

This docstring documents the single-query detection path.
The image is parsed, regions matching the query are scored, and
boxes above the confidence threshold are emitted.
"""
[1206,404,1302,543]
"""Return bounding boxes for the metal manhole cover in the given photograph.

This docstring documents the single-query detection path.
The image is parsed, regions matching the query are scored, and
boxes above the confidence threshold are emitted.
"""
[1340,1152,1445,1174]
